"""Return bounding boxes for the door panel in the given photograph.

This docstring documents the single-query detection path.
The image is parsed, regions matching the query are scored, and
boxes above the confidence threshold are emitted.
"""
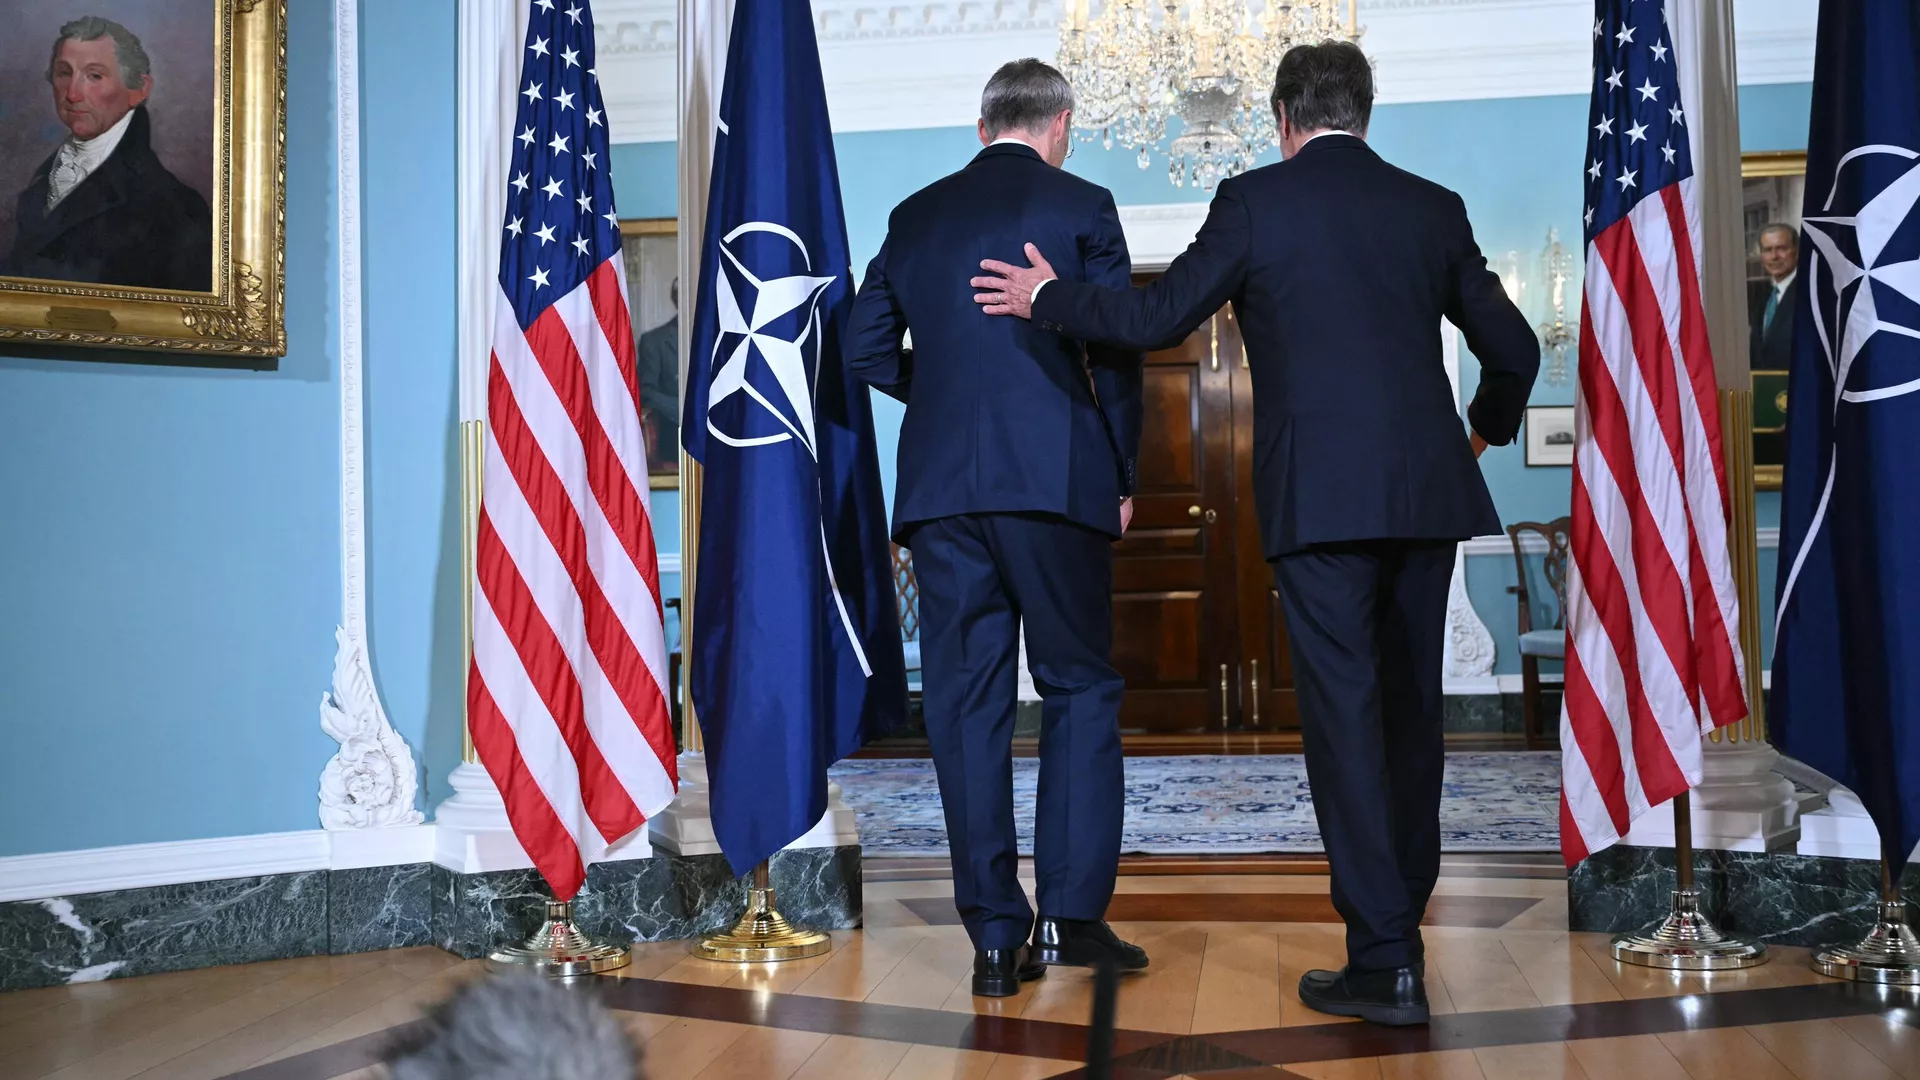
[1108,299,1240,733]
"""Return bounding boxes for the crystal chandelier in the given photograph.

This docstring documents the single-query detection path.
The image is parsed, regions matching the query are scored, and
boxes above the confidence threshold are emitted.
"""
[1057,0,1361,190]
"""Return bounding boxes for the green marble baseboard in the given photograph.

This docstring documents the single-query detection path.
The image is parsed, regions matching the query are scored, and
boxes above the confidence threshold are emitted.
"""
[1568,844,1920,948]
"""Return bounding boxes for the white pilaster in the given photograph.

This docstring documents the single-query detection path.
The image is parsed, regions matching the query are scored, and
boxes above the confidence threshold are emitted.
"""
[433,0,532,856]
[1622,739,1804,851]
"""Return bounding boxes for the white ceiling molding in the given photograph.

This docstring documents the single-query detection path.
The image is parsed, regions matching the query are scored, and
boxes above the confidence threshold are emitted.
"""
[593,0,1813,145]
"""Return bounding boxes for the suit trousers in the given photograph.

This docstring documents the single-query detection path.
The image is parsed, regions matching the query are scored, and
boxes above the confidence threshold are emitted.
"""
[1270,540,1455,972]
[910,513,1126,950]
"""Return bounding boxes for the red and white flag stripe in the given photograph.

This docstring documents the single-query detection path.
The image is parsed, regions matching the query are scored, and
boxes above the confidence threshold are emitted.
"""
[1560,174,1749,867]
[470,258,678,900]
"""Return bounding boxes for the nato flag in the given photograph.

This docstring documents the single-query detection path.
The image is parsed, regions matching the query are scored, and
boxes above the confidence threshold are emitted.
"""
[681,0,908,875]
[1773,0,1920,867]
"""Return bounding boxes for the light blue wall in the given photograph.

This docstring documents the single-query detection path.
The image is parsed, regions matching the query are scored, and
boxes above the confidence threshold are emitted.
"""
[0,68,1813,857]
[0,0,344,856]
[361,0,465,810]
[613,83,1810,675]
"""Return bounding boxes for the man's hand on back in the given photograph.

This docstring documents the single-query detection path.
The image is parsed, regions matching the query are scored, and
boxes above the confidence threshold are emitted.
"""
[972,244,1058,320]
[1471,431,1489,459]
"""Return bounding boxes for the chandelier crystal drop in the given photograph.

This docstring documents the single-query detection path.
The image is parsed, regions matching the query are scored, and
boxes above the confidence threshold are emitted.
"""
[1057,0,1362,190]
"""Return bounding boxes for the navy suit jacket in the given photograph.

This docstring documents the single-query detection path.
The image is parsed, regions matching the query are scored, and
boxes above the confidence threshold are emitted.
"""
[1032,135,1540,557]
[847,142,1143,542]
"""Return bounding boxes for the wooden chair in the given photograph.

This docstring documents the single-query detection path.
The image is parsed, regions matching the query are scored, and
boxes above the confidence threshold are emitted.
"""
[1506,517,1571,750]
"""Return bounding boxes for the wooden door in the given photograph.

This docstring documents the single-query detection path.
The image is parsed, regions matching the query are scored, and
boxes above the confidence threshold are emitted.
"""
[1108,303,1241,733]
[1223,311,1301,731]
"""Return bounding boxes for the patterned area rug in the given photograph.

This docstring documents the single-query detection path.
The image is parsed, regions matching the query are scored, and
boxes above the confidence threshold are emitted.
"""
[830,753,1562,856]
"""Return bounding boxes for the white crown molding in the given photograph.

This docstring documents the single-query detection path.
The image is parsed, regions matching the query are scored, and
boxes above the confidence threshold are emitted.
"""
[593,0,1814,144]
[321,0,424,832]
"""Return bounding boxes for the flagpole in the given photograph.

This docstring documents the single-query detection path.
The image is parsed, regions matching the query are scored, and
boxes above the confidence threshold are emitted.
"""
[1612,0,1766,970]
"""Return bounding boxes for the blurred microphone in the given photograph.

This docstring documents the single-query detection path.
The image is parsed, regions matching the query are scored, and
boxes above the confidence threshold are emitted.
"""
[1085,956,1118,1078]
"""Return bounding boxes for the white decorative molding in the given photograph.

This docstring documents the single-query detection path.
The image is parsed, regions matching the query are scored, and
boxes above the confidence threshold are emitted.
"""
[592,0,1814,144]
[1118,203,1209,270]
[659,552,682,574]
[319,630,424,828]
[0,827,433,904]
[322,0,423,831]
[1441,322,1498,682]
[1459,526,1779,559]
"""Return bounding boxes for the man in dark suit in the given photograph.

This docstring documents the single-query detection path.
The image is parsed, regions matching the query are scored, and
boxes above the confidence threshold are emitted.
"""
[973,42,1539,1025]
[2,17,211,292]
[846,58,1147,997]
[1750,223,1799,371]
[637,278,680,469]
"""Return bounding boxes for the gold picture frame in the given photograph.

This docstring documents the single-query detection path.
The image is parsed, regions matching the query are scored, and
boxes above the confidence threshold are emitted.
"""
[620,217,681,490]
[1742,151,1806,491]
[0,1,285,358]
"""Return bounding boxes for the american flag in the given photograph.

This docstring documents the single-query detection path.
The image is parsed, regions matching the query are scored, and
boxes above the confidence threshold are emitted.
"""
[468,0,677,900]
[1560,0,1748,866]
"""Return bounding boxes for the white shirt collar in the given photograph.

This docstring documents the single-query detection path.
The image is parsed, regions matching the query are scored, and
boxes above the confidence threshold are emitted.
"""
[1774,270,1798,294]
[1302,129,1356,146]
[989,136,1043,152]
[47,108,136,208]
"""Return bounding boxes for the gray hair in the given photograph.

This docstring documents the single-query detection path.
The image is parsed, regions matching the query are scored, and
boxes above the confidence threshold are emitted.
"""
[1760,223,1799,248]
[1270,40,1374,135]
[385,976,641,1080]
[980,58,1074,139]
[47,16,152,88]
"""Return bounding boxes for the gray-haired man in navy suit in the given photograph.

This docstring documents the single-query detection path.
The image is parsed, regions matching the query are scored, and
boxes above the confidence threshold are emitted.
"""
[846,58,1148,998]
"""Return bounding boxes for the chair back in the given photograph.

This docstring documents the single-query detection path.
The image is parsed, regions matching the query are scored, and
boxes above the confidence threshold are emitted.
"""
[892,544,920,641]
[1506,517,1571,635]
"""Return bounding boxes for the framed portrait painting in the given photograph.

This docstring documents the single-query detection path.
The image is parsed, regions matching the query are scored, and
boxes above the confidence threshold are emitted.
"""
[1525,406,1576,467]
[0,1,285,357]
[621,218,680,488]
[1742,150,1806,490]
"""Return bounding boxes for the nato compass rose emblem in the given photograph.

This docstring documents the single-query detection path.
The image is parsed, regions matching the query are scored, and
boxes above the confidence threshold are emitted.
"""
[1802,144,1920,407]
[703,221,837,456]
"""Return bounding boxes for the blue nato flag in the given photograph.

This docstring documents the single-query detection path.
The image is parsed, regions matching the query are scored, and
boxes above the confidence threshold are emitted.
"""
[680,0,908,875]
[1773,0,1920,866]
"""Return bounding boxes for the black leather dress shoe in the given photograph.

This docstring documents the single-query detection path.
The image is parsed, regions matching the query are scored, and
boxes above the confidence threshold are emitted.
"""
[1032,917,1150,971]
[1297,965,1429,1026]
[973,946,1047,997]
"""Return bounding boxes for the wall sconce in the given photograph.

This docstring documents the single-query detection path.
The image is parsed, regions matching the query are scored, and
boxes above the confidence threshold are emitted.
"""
[1496,230,1578,388]
[1536,229,1575,387]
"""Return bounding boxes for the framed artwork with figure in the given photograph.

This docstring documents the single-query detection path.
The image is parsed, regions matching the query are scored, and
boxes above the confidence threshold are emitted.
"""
[0,1,285,358]
[621,218,680,488]
[1742,151,1806,491]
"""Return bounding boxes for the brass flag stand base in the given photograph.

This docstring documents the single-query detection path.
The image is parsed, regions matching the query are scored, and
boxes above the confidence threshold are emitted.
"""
[1814,864,1920,986]
[1612,793,1768,970]
[488,900,632,977]
[695,861,831,963]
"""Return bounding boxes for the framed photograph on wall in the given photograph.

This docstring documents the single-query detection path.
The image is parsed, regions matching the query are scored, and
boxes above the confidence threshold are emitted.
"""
[0,2,286,358]
[620,218,680,489]
[1742,150,1806,491]
[1525,406,1576,467]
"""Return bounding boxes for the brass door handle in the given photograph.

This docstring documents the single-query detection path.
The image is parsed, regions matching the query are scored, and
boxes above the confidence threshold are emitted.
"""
[1188,506,1217,524]
[1220,664,1230,727]
[1250,659,1260,725]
